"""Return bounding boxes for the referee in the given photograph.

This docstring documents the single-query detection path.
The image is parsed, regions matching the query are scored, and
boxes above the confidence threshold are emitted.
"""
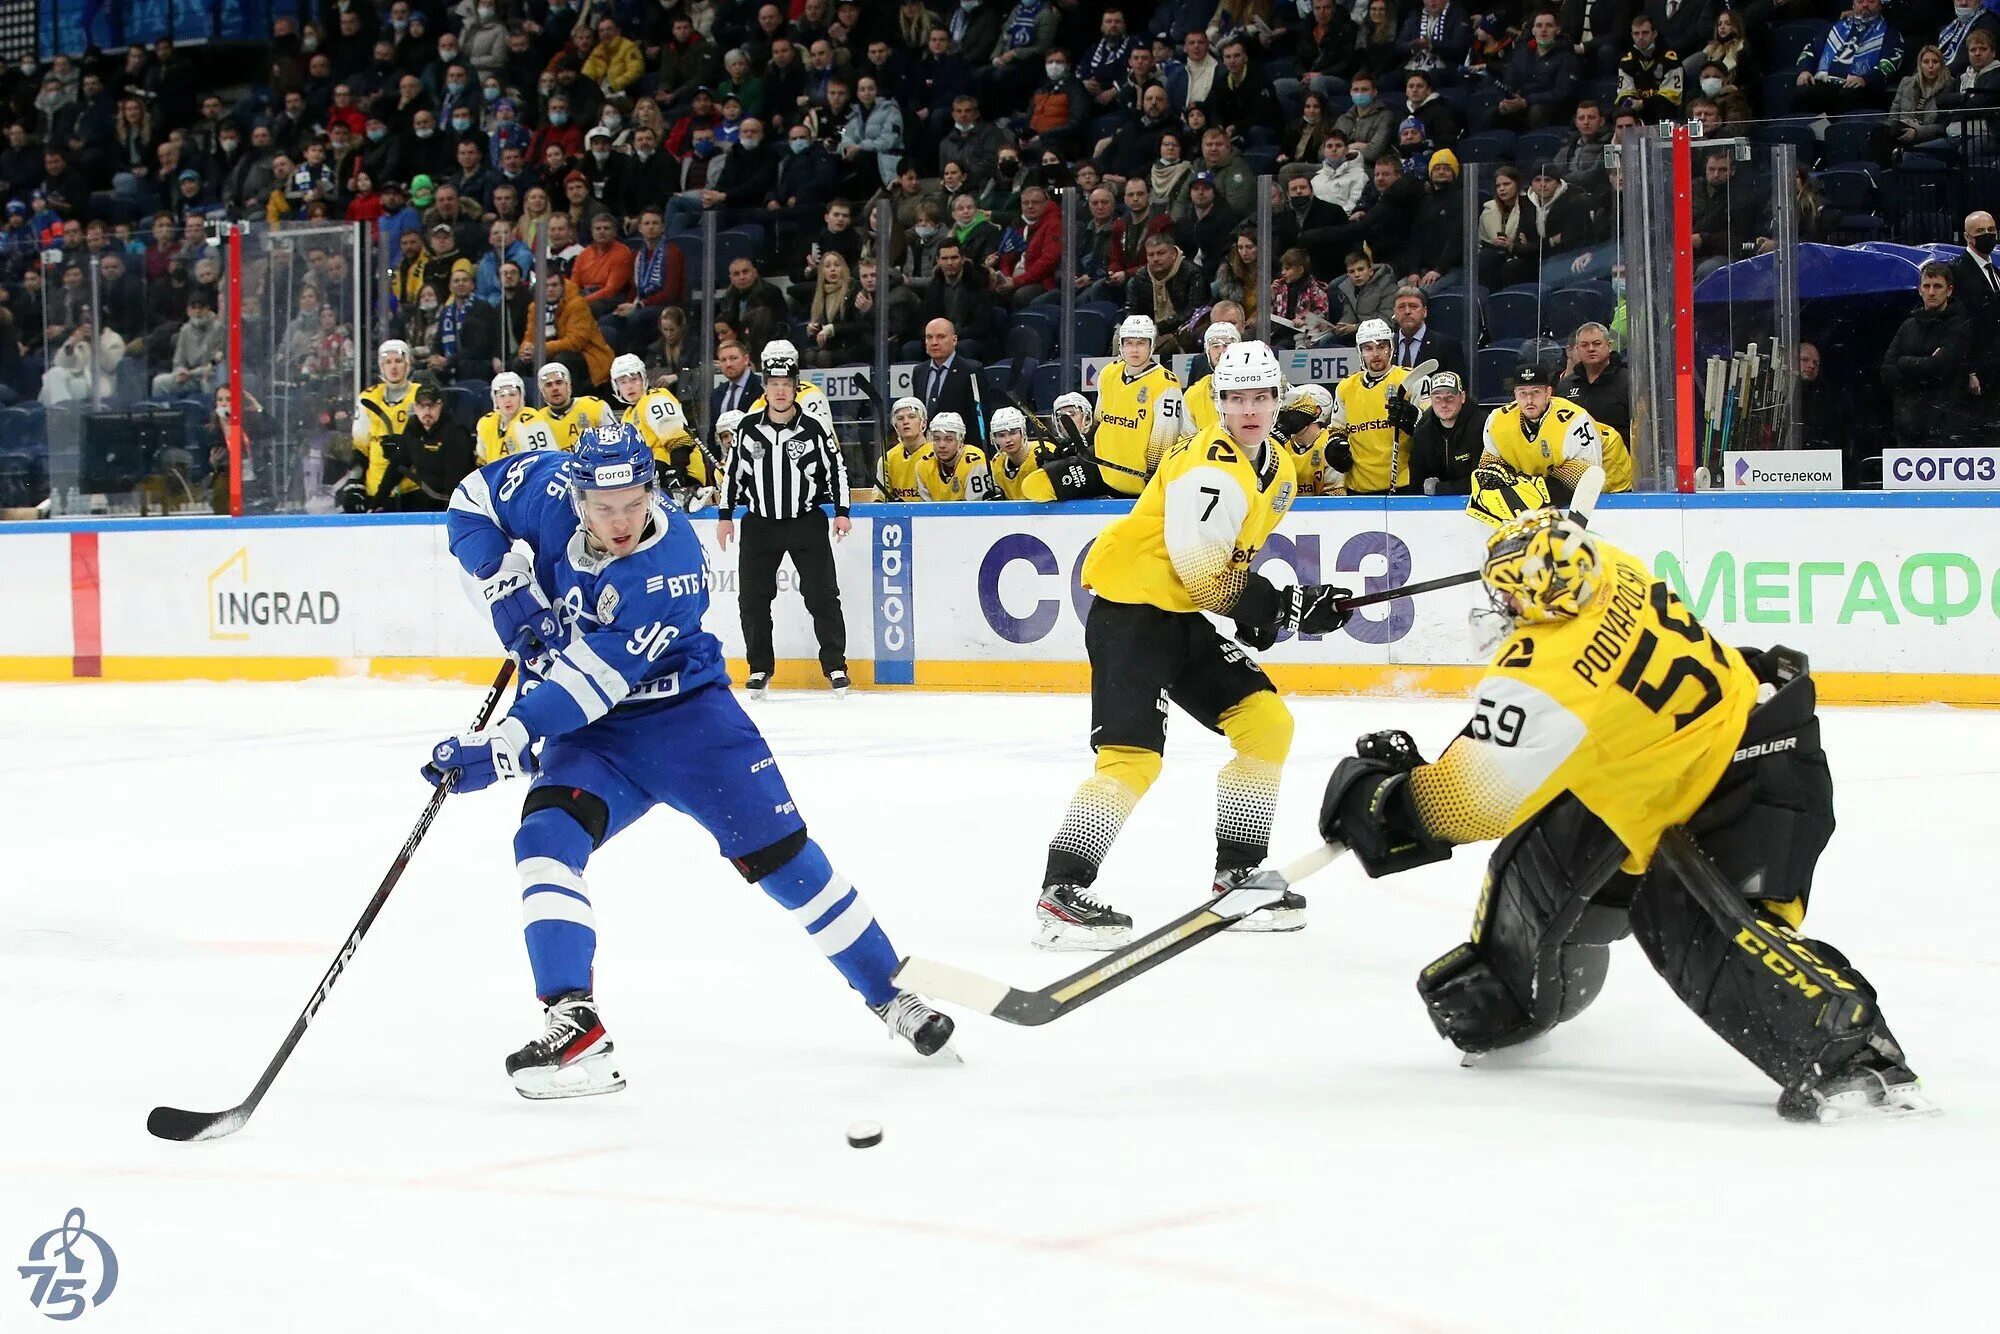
[717,342,852,698]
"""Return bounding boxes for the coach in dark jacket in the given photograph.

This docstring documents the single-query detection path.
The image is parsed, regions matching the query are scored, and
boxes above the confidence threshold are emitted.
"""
[913,316,986,444]
[1879,262,1973,448]
[1559,322,1630,438]
[1948,212,2000,418]
[384,384,477,510]
[1408,370,1484,494]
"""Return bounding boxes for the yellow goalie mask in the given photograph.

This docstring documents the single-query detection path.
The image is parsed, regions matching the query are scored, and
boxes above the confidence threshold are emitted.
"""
[1467,460,1553,527]
[1481,509,1601,625]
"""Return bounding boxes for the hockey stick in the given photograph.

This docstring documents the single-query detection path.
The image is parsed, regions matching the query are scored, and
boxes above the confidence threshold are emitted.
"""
[894,842,1347,1026]
[147,659,517,1142]
[1383,358,1437,495]
[1327,465,1606,612]
[1004,389,1150,481]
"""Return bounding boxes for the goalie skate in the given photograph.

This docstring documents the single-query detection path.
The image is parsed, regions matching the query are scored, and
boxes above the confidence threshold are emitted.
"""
[1779,1060,1940,1125]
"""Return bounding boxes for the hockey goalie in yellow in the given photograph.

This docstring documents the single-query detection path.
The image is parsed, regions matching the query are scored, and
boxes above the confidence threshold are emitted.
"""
[1035,342,1355,952]
[1309,507,1933,1124]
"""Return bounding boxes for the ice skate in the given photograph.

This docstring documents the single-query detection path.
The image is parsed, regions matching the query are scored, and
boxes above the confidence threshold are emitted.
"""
[828,669,851,698]
[1778,1055,1939,1125]
[1034,883,1133,951]
[744,672,771,699]
[1213,866,1306,932]
[873,991,958,1060]
[505,991,626,1100]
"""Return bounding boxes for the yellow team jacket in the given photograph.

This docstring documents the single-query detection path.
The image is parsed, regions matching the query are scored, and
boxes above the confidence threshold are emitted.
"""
[352,380,419,499]
[623,388,706,484]
[1185,371,1217,434]
[1596,423,1635,494]
[1330,366,1412,494]
[989,441,1055,501]
[1093,359,1186,495]
[473,408,545,466]
[1285,425,1340,495]
[1084,424,1299,614]
[1481,395,1603,488]
[515,395,616,454]
[877,438,931,501]
[916,445,992,501]
[1408,540,1760,874]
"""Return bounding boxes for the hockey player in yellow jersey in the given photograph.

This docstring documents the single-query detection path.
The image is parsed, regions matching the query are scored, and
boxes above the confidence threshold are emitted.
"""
[1182,319,1240,436]
[876,397,932,501]
[913,412,990,500]
[610,354,711,506]
[1087,315,1186,496]
[1474,360,1618,505]
[985,405,1055,501]
[1035,342,1356,950]
[1276,383,1340,495]
[512,361,617,454]
[749,339,841,448]
[472,372,546,466]
[1327,319,1422,494]
[1303,507,1932,1123]
[340,339,423,510]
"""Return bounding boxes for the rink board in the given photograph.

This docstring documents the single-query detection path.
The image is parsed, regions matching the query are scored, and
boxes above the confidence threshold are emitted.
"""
[4,494,2000,704]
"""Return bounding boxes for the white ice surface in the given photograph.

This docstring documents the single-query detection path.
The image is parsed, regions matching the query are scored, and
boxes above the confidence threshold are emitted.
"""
[2,682,1995,1332]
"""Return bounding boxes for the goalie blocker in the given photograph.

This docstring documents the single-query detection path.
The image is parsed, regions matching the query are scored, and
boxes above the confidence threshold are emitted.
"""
[1319,510,1932,1123]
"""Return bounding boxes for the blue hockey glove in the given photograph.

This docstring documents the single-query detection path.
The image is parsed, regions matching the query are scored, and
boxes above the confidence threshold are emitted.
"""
[477,552,562,667]
[422,718,535,792]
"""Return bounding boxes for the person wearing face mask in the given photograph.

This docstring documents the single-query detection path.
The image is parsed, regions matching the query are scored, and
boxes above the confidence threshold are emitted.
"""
[974,0,1057,110]
[1493,9,1579,132]
[434,60,476,125]
[579,126,628,204]
[1311,129,1367,213]
[938,95,1014,190]
[461,1,512,81]
[1948,210,2000,419]
[664,116,779,232]
[1014,47,1087,161]
[1334,72,1394,165]
[152,288,225,397]
[1937,2,2000,76]
[531,94,586,164]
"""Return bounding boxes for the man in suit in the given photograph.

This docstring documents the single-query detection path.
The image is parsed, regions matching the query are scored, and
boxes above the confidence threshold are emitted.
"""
[1950,209,2000,421]
[710,339,763,423]
[1642,0,1713,72]
[1387,284,1466,379]
[916,317,986,446]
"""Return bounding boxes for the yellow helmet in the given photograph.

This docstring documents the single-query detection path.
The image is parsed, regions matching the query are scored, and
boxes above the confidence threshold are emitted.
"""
[1481,509,1601,624]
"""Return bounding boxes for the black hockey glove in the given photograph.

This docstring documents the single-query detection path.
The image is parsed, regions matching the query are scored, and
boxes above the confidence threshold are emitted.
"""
[1320,731,1454,878]
[1232,572,1356,648]
[1386,390,1420,435]
[334,474,368,514]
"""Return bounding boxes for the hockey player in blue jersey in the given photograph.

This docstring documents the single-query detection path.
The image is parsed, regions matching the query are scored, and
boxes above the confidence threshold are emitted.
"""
[425,424,955,1099]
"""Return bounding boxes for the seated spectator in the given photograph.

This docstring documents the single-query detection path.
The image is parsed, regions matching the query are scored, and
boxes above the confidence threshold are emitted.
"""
[906,237,1000,359]
[1492,8,1579,131]
[1477,164,1541,290]
[1693,63,1754,128]
[1394,0,1473,89]
[151,289,223,398]
[1280,91,1336,170]
[1150,127,1196,216]
[1016,48,1089,162]
[429,261,501,382]
[1552,99,1613,204]
[572,211,634,320]
[1939,3,2000,77]
[1940,28,2000,110]
[1311,130,1368,213]
[1560,321,1629,438]
[1269,247,1331,347]
[988,183,1060,308]
[841,75,905,191]
[1402,70,1461,147]
[1274,171,1347,258]
[1793,0,1904,116]
[1894,45,1954,147]
[938,96,1015,191]
[716,254,788,353]
[1211,228,1261,327]
[1207,36,1280,145]
[1408,150,1465,292]
[1331,250,1397,340]
[1683,8,1751,88]
[663,116,777,232]
[1690,149,1772,278]
[1881,262,1971,447]
[1617,14,1684,120]
[1335,69,1394,165]
[1125,232,1205,345]
[948,191,1002,266]
[1526,160,1594,257]
[1298,0,1361,101]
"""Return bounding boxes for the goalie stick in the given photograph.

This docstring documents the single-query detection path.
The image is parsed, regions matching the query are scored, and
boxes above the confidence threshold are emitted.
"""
[147,659,516,1142]
[895,843,1346,1025]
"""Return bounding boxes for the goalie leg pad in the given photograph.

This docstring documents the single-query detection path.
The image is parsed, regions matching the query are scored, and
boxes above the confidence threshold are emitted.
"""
[1415,795,1631,1053]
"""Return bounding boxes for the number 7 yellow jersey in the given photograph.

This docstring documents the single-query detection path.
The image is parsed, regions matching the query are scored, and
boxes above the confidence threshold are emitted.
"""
[1407,539,1760,873]
[1082,424,1298,614]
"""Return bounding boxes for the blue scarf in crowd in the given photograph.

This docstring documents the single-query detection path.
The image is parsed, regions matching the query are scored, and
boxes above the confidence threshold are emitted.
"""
[1003,0,1044,50]
[634,239,667,299]
[439,297,466,357]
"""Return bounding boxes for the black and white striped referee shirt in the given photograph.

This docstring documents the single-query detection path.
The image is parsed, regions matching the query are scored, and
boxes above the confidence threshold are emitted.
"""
[722,405,850,521]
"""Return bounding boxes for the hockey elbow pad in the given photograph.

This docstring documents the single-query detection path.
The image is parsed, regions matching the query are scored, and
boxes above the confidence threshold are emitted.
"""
[1320,757,1453,878]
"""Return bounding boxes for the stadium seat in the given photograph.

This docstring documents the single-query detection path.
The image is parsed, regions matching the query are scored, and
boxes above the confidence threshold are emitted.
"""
[712,231,758,271]
[1013,307,1059,359]
[1751,119,1819,165]
[1473,346,1519,403]
[1485,290,1543,344]
[1242,145,1280,176]
[1816,169,1879,213]
[1771,20,1832,68]
[1426,290,1479,345]
[1030,362,1065,414]
[667,239,707,287]
[1823,119,1886,168]
[1075,309,1114,358]
[1546,285,1613,340]
[1455,130,1515,164]
[1515,129,1567,170]
[1758,73,1801,122]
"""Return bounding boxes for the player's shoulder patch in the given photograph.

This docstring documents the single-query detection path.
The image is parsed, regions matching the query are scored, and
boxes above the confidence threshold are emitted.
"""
[597,583,620,622]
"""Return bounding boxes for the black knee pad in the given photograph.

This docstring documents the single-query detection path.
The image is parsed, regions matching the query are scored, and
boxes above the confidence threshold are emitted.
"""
[1416,795,1631,1053]
[730,826,808,882]
[521,784,611,848]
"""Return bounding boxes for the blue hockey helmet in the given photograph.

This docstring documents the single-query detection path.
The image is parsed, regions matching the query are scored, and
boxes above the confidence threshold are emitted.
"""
[566,424,657,510]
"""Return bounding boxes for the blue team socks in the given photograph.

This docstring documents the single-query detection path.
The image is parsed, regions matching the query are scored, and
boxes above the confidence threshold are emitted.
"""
[757,838,901,1008]
[515,807,598,1000]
